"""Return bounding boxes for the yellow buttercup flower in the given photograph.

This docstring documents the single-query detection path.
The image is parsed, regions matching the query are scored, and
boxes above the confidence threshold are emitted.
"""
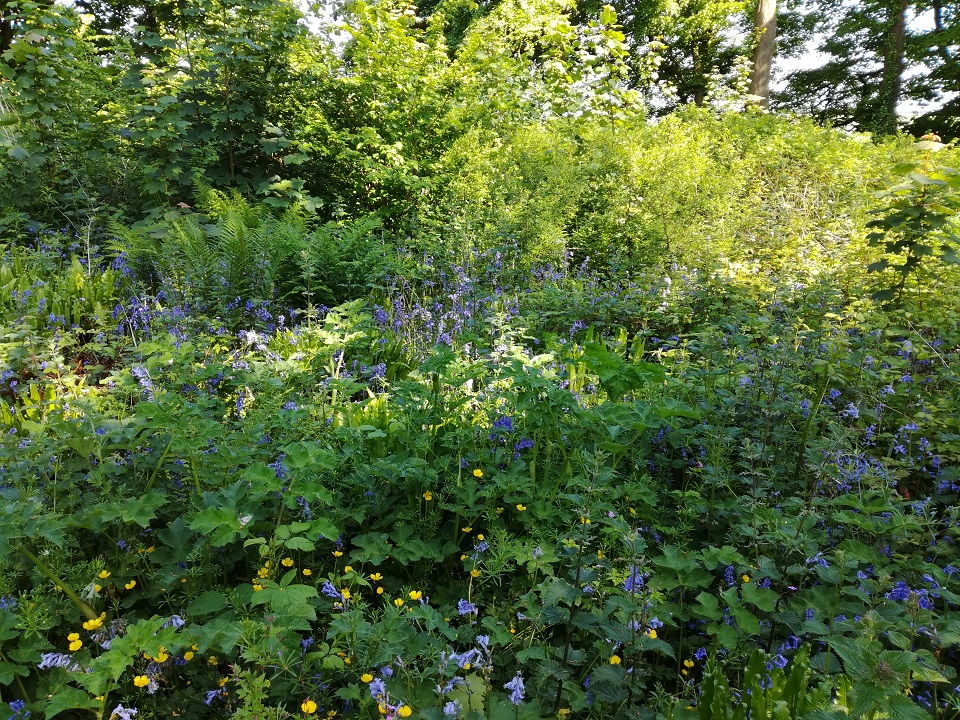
[516,504,526,512]
[258,567,269,578]
[473,469,483,478]
[476,534,484,541]
[98,570,111,579]
[302,699,318,714]
[376,587,384,595]
[133,675,149,688]
[681,668,689,676]
[393,598,404,608]
[470,569,481,578]
[184,651,194,661]
[408,590,422,601]
[341,588,352,600]
[253,583,264,592]
[684,659,695,668]
[83,617,103,631]
[125,580,137,590]
[67,632,80,642]
[344,565,354,574]
[609,655,622,665]
[69,640,82,651]
[370,573,383,581]
[282,557,294,567]
[361,673,374,683]
[398,706,412,718]
[303,568,312,577]
[742,574,750,583]
[646,629,657,639]
[156,649,169,663]
[423,491,433,501]
[461,527,472,533]
[332,551,343,557]
[94,584,102,592]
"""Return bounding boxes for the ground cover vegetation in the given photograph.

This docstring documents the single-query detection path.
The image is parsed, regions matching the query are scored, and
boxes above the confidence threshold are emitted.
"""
[2,0,960,718]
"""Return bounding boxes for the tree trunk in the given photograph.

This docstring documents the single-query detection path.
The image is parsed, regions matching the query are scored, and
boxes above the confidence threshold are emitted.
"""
[748,0,777,107]
[1,2,14,57]
[875,0,908,135]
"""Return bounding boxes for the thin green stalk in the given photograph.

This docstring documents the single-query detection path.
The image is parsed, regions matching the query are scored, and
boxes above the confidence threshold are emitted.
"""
[19,544,98,620]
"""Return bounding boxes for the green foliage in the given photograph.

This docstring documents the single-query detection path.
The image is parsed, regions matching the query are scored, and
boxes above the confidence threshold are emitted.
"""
[866,144,960,303]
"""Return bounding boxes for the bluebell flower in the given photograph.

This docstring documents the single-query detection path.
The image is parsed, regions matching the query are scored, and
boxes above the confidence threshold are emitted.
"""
[766,654,788,670]
[443,700,462,716]
[504,672,525,705]
[457,600,477,616]
[369,678,387,699]
[111,706,137,720]
[624,566,645,593]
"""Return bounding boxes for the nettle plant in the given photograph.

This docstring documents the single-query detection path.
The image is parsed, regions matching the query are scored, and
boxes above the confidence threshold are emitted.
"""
[866,140,960,304]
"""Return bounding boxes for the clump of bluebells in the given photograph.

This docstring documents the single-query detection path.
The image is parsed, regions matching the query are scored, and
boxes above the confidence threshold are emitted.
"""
[1,219,960,719]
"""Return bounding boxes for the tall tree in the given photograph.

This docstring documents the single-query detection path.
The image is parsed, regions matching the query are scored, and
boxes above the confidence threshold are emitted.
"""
[776,0,959,137]
[748,0,777,106]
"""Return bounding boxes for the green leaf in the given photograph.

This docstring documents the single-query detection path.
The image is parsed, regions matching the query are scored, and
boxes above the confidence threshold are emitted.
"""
[43,687,100,718]
[188,590,230,616]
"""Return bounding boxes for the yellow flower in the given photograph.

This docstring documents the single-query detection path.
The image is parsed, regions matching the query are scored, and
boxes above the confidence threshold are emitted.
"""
[94,584,102,592]
[258,567,269,578]
[462,527,472,533]
[184,651,194,661]
[393,598,404,608]
[476,534,484,541]
[98,570,110,579]
[473,469,483,478]
[156,648,169,662]
[344,566,354,574]
[681,669,689,676]
[597,550,605,559]
[496,507,504,514]
[67,632,80,642]
[423,491,433,501]
[742,574,750,583]
[398,706,412,718]
[341,588,352,600]
[133,675,149,688]
[646,629,657,639]
[83,617,103,631]
[470,569,481,578]
[253,583,264,592]
[580,516,591,524]
[609,655,622,665]
[460,554,468,561]
[408,590,422,601]
[376,587,384,595]
[370,573,383,581]
[301,699,318,714]
[516,504,526,512]
[219,677,229,688]
[69,640,82,652]
[684,659,695,668]
[208,656,218,665]
[463,662,472,670]
[125,580,137,590]
[282,557,294,567]
[378,704,387,715]
[303,568,313,577]
[361,673,374,683]
[332,551,343,557]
